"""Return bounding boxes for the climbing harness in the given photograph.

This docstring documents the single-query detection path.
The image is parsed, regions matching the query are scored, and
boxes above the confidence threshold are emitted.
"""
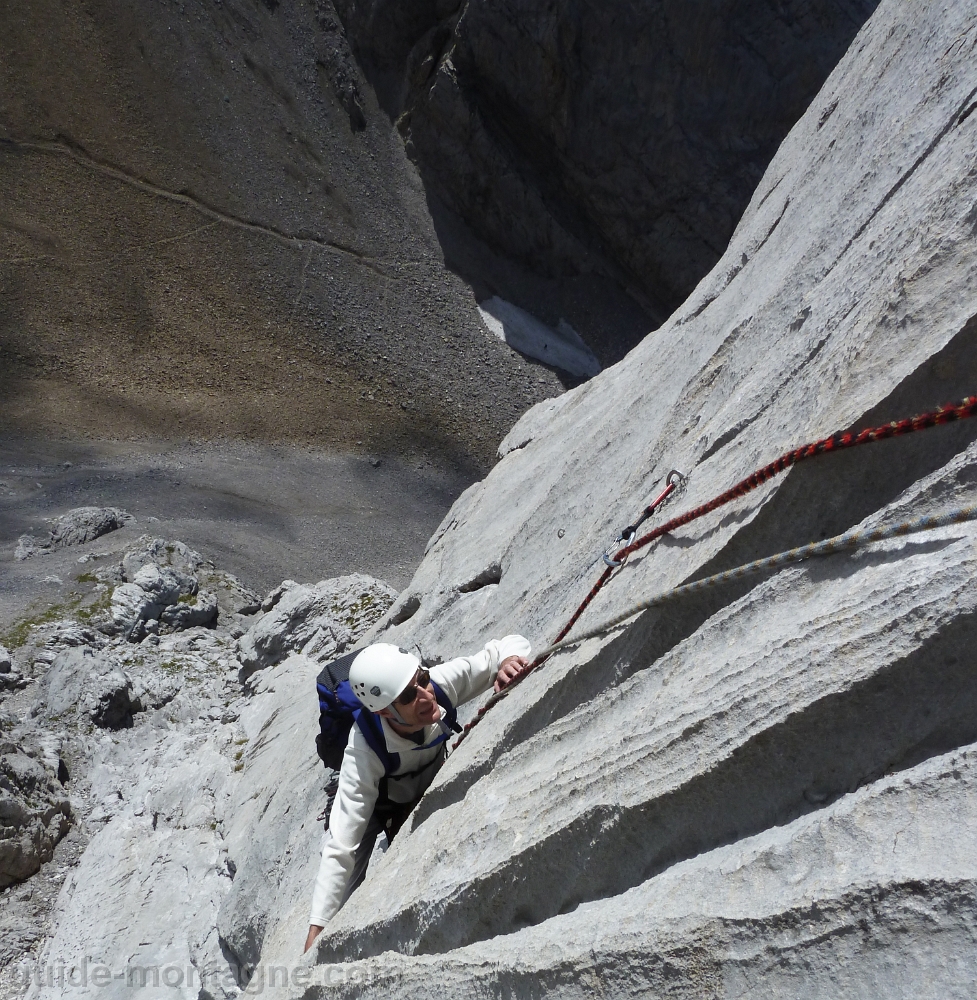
[452,393,977,749]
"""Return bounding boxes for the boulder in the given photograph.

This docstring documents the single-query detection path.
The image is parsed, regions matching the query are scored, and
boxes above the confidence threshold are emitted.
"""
[0,641,27,687]
[131,564,198,608]
[0,672,27,692]
[105,582,161,637]
[238,575,398,679]
[121,536,204,582]
[43,621,108,653]
[14,535,46,561]
[36,648,135,730]
[88,671,136,729]
[0,741,71,888]
[48,507,132,548]
[12,508,132,560]
[199,570,262,618]
[260,579,301,613]
[24,621,110,675]
[159,591,219,631]
[104,539,207,639]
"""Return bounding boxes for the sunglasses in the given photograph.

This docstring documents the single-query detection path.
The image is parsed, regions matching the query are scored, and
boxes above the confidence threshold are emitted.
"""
[395,668,431,705]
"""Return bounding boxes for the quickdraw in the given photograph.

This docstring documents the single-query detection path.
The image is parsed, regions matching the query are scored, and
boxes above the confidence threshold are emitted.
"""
[537,504,977,661]
[602,470,686,569]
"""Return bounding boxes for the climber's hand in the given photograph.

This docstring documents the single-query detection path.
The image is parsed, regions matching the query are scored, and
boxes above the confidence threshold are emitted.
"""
[304,924,324,953]
[494,655,532,693]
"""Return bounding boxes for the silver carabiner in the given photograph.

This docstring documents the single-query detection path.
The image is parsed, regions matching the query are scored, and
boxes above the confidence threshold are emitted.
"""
[601,470,686,569]
[602,527,637,568]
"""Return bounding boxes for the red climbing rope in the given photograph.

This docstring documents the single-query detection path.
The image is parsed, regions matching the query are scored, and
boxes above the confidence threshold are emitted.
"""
[452,393,977,749]
[619,395,977,562]
[561,476,682,644]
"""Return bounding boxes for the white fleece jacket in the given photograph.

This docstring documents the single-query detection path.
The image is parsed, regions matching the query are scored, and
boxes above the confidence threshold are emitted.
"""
[308,634,531,927]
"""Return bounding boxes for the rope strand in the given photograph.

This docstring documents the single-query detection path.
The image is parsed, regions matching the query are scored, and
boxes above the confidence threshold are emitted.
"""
[535,504,977,661]
[452,394,977,749]
[620,395,977,561]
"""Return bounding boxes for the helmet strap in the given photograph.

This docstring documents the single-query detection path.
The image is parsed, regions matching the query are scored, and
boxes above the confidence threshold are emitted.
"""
[386,704,409,726]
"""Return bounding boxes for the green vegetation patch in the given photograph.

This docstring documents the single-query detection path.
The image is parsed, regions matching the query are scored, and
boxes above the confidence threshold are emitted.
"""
[75,588,112,624]
[331,590,393,629]
[1,583,115,647]
[1,594,86,648]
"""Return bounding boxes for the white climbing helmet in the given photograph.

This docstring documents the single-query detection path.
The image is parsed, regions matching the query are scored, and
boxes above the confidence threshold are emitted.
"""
[349,643,420,712]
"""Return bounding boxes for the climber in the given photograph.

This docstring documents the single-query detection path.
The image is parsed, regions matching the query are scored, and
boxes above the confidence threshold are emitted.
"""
[304,637,532,952]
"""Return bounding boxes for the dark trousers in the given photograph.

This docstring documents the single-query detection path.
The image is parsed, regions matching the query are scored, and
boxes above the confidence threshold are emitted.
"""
[340,797,416,905]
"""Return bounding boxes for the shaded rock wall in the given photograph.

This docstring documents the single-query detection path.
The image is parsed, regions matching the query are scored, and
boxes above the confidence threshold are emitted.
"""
[0,0,562,468]
[335,0,880,362]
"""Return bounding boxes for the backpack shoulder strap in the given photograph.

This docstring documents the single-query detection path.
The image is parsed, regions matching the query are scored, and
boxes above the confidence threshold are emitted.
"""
[353,708,400,775]
[431,680,462,733]
[352,683,458,779]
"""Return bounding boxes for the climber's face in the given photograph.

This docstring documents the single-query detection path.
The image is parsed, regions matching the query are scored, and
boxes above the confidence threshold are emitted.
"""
[397,674,440,727]
[378,671,439,731]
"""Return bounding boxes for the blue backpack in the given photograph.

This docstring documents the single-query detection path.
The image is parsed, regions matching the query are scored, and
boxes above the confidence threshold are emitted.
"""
[314,649,460,775]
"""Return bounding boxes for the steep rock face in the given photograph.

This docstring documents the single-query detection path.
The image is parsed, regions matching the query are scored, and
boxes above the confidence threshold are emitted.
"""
[335,0,880,361]
[376,0,977,673]
[312,741,977,998]
[317,444,977,963]
[279,0,977,991]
